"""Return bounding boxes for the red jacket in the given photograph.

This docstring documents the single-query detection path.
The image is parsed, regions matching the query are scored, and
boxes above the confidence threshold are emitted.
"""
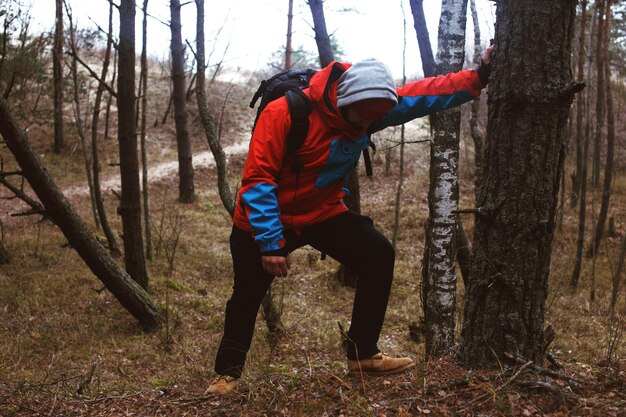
[233,61,484,255]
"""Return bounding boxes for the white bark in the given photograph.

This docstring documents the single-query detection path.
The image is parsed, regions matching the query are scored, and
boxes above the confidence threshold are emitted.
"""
[423,0,468,357]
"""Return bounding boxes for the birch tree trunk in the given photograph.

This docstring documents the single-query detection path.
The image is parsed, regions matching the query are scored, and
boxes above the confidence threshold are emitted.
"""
[460,0,581,367]
[422,0,468,358]
[118,0,149,289]
[170,0,195,203]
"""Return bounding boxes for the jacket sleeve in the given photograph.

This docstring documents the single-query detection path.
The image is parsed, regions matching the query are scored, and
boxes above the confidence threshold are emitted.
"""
[372,69,484,132]
[239,100,290,255]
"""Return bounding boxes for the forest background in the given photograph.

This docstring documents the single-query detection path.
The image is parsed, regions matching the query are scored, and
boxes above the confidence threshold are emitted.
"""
[0,0,626,416]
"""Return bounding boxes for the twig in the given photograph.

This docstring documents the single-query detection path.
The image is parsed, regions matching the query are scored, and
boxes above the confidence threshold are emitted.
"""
[504,352,581,388]
[461,360,533,411]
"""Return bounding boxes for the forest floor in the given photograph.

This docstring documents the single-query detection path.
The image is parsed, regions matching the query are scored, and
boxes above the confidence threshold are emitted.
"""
[1,69,626,416]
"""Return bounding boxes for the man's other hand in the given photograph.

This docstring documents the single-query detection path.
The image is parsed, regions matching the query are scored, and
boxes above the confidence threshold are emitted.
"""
[262,255,291,277]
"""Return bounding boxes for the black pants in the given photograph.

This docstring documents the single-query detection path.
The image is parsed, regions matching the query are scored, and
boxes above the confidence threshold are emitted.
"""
[214,211,395,378]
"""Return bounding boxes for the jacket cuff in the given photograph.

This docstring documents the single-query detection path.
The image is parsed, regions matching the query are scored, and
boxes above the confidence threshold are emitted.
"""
[477,61,491,86]
[259,238,288,256]
[260,246,289,257]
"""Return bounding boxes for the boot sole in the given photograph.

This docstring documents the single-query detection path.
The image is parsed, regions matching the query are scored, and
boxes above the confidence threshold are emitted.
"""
[348,361,416,376]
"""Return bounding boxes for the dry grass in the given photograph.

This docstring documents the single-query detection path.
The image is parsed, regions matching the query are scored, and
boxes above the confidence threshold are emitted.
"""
[1,69,626,416]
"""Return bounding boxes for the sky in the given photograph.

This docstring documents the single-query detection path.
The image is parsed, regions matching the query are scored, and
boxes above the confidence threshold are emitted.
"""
[27,0,496,80]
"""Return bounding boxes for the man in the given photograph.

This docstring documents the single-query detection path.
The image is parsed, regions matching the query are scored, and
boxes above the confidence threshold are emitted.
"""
[207,46,493,395]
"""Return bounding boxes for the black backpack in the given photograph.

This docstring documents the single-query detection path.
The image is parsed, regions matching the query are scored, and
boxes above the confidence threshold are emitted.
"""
[249,68,317,172]
[248,67,374,176]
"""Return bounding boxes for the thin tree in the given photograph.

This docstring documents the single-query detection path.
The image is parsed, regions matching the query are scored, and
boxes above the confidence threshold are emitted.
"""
[53,0,64,153]
[195,0,235,215]
[307,0,334,67]
[592,0,606,189]
[409,0,435,77]
[65,2,99,231]
[571,2,599,289]
[391,1,408,249]
[170,0,195,203]
[118,0,149,289]
[286,0,294,69]
[571,0,588,206]
[0,96,163,330]
[588,0,614,259]
[469,0,484,194]
[422,0,468,358]
[610,233,626,311]
[140,0,152,260]
[91,0,121,258]
[460,0,582,366]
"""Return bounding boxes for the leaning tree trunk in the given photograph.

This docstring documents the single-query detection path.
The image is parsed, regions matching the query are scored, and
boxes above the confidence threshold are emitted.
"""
[308,0,334,68]
[460,0,581,367]
[53,0,64,153]
[118,0,149,289]
[170,0,195,203]
[422,0,468,358]
[0,96,163,330]
[409,0,435,77]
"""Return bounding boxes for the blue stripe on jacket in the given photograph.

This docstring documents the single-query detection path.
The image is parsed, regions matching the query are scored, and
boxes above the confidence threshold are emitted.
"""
[241,182,284,252]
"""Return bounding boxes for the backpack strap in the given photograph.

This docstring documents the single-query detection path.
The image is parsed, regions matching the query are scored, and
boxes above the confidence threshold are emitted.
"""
[285,88,312,172]
[363,135,375,177]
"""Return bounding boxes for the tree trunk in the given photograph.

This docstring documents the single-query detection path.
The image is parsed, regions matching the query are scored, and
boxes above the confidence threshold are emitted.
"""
[460,0,580,367]
[285,0,294,70]
[469,0,484,195]
[571,1,597,289]
[0,97,163,331]
[118,0,149,289]
[591,0,606,189]
[610,233,626,311]
[92,1,121,258]
[53,0,64,153]
[141,0,152,260]
[66,6,99,231]
[195,0,235,216]
[409,0,435,77]
[308,0,334,68]
[588,0,613,259]
[0,239,9,265]
[170,0,195,203]
[422,0,468,358]
[571,0,588,207]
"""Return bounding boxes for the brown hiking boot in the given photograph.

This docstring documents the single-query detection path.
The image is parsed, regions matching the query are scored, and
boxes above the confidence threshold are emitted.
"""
[347,352,415,376]
[204,375,238,395]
